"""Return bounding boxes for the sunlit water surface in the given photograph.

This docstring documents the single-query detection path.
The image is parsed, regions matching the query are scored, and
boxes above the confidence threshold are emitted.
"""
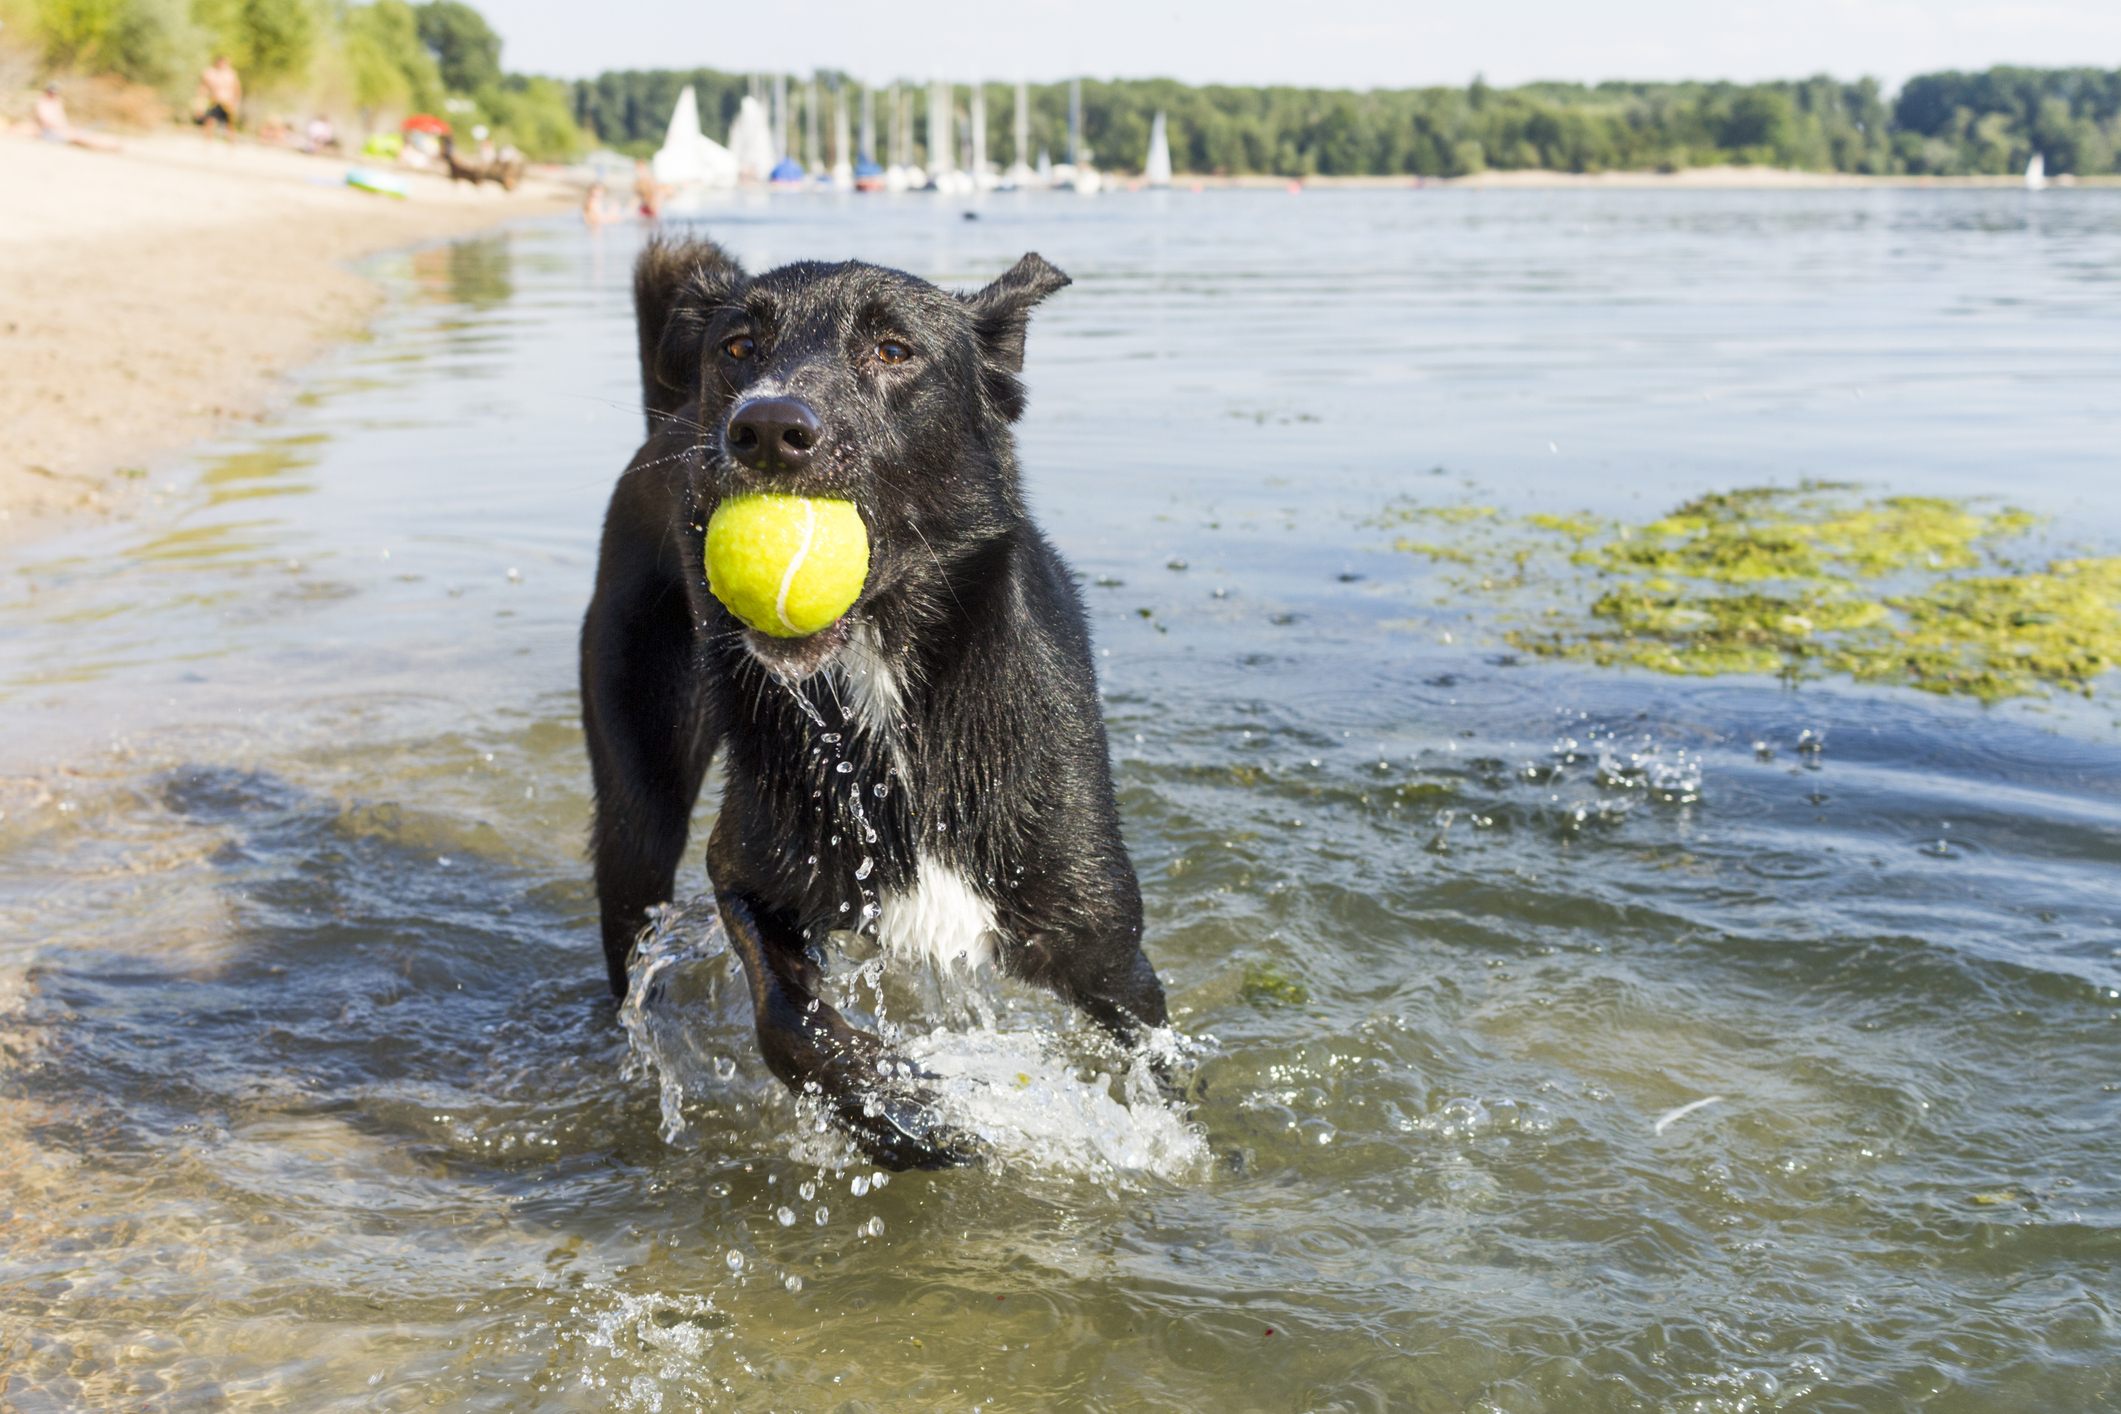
[4,189,2120,1412]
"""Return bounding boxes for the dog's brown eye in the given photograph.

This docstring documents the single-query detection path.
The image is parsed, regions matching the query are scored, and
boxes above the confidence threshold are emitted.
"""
[724,336,755,360]
[875,340,910,365]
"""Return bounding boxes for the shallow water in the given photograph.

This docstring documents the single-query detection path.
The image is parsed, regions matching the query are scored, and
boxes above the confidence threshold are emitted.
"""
[4,188,2121,1412]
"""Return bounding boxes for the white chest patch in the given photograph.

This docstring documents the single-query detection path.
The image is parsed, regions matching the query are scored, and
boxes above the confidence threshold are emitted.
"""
[835,618,903,748]
[878,855,1000,970]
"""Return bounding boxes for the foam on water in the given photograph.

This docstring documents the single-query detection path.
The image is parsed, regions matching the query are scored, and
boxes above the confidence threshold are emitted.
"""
[903,1026,1208,1181]
[620,899,1207,1180]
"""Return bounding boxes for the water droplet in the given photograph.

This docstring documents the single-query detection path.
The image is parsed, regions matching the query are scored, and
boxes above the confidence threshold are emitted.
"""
[839,900,851,912]
[713,1055,736,1081]
[870,1171,890,1189]
[822,732,841,743]
[783,1273,803,1293]
[726,1249,744,1271]
[850,1175,869,1196]
[815,1206,830,1225]
[873,783,889,798]
[799,1181,817,1201]
[855,857,873,880]
[836,761,854,774]
[776,1206,796,1226]
[861,1216,885,1237]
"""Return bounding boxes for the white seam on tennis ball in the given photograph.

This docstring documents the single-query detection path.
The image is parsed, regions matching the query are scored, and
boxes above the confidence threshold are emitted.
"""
[774,498,817,634]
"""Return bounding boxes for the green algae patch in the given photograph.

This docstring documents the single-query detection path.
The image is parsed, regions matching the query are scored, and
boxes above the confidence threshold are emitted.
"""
[1385,483,2121,702]
[1240,962,1311,1008]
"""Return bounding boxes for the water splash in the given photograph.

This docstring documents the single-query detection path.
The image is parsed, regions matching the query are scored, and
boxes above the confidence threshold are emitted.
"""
[619,900,759,1144]
[1590,738,1703,804]
[904,1026,1209,1181]
[621,899,1207,1180]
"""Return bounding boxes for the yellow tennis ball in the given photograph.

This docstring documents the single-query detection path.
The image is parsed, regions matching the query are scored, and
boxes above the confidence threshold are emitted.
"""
[705,493,870,638]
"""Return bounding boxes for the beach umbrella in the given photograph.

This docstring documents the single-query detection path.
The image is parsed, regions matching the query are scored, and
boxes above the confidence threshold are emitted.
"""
[401,114,452,135]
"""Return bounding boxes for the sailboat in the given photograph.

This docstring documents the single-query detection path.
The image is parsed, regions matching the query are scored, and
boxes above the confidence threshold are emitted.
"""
[1144,110,1171,187]
[651,86,738,193]
[884,84,913,192]
[1059,78,1099,192]
[768,74,805,185]
[831,83,853,187]
[970,82,997,190]
[726,94,775,184]
[1001,80,1036,188]
[2025,151,2047,190]
[855,83,884,190]
[924,80,976,195]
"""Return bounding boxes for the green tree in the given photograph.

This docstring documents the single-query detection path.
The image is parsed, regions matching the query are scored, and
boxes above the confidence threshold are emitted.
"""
[32,0,192,83]
[190,0,315,91]
[343,0,440,115]
[413,0,496,93]
[479,72,581,158]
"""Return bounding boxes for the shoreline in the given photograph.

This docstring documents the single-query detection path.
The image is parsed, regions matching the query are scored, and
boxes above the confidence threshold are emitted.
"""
[0,131,577,548]
[1164,166,2116,190]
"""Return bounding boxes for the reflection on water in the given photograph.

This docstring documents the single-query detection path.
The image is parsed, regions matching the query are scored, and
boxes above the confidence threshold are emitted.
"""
[3,190,2120,1412]
[415,236,517,310]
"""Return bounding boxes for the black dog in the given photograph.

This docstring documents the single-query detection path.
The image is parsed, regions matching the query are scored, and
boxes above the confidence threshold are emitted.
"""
[581,236,1169,1168]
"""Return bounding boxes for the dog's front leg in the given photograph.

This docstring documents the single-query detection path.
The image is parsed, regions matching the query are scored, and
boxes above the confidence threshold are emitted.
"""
[708,821,981,1171]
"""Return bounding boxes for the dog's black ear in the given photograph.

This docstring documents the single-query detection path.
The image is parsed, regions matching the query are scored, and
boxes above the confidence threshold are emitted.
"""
[634,236,743,433]
[961,252,1070,421]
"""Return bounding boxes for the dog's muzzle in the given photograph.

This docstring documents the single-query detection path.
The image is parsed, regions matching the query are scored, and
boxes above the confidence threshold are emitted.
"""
[740,618,849,681]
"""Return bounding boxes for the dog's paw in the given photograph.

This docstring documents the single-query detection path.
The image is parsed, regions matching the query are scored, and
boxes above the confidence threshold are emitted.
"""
[840,1089,986,1172]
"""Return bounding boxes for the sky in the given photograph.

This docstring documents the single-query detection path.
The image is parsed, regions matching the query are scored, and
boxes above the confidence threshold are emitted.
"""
[476,0,2121,90]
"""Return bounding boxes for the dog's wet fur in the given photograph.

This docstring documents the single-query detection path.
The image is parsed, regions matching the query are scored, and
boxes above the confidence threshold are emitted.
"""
[581,236,1168,1168]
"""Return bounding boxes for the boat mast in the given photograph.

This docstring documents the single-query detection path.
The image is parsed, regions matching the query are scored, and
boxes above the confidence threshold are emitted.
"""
[804,78,821,173]
[1068,77,1082,167]
[929,79,952,178]
[1014,80,1029,170]
[833,80,851,180]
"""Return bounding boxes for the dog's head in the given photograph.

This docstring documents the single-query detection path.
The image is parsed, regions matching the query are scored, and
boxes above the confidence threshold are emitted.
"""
[642,241,1071,679]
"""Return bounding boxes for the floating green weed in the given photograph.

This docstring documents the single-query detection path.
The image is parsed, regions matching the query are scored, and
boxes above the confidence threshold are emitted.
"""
[1386,483,2121,702]
[1240,962,1310,1008]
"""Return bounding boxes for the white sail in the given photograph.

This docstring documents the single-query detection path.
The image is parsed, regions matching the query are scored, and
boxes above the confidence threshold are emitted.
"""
[2025,151,2046,190]
[728,95,776,183]
[652,86,738,189]
[1145,110,1171,187]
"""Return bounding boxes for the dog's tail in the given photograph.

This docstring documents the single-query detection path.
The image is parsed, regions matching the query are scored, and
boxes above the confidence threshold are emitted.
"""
[634,235,741,436]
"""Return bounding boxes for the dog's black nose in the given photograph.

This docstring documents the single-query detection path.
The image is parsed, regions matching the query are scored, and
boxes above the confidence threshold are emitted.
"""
[727,398,822,472]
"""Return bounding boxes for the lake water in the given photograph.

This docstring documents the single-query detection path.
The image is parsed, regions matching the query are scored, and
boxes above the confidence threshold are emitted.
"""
[3,187,2119,1412]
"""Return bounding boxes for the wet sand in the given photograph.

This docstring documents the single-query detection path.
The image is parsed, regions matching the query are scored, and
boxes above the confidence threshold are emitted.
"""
[0,131,575,546]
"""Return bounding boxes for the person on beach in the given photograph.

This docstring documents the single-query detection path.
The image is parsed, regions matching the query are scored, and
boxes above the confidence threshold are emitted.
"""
[32,84,121,152]
[582,182,623,226]
[194,56,242,138]
[634,159,666,219]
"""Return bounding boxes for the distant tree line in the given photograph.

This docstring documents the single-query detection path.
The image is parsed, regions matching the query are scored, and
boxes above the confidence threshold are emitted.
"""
[574,67,2121,178]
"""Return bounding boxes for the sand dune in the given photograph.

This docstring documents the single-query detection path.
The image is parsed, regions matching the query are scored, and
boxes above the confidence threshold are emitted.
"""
[0,131,574,546]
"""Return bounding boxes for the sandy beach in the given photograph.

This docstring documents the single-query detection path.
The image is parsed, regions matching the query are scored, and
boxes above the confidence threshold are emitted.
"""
[0,131,575,546]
